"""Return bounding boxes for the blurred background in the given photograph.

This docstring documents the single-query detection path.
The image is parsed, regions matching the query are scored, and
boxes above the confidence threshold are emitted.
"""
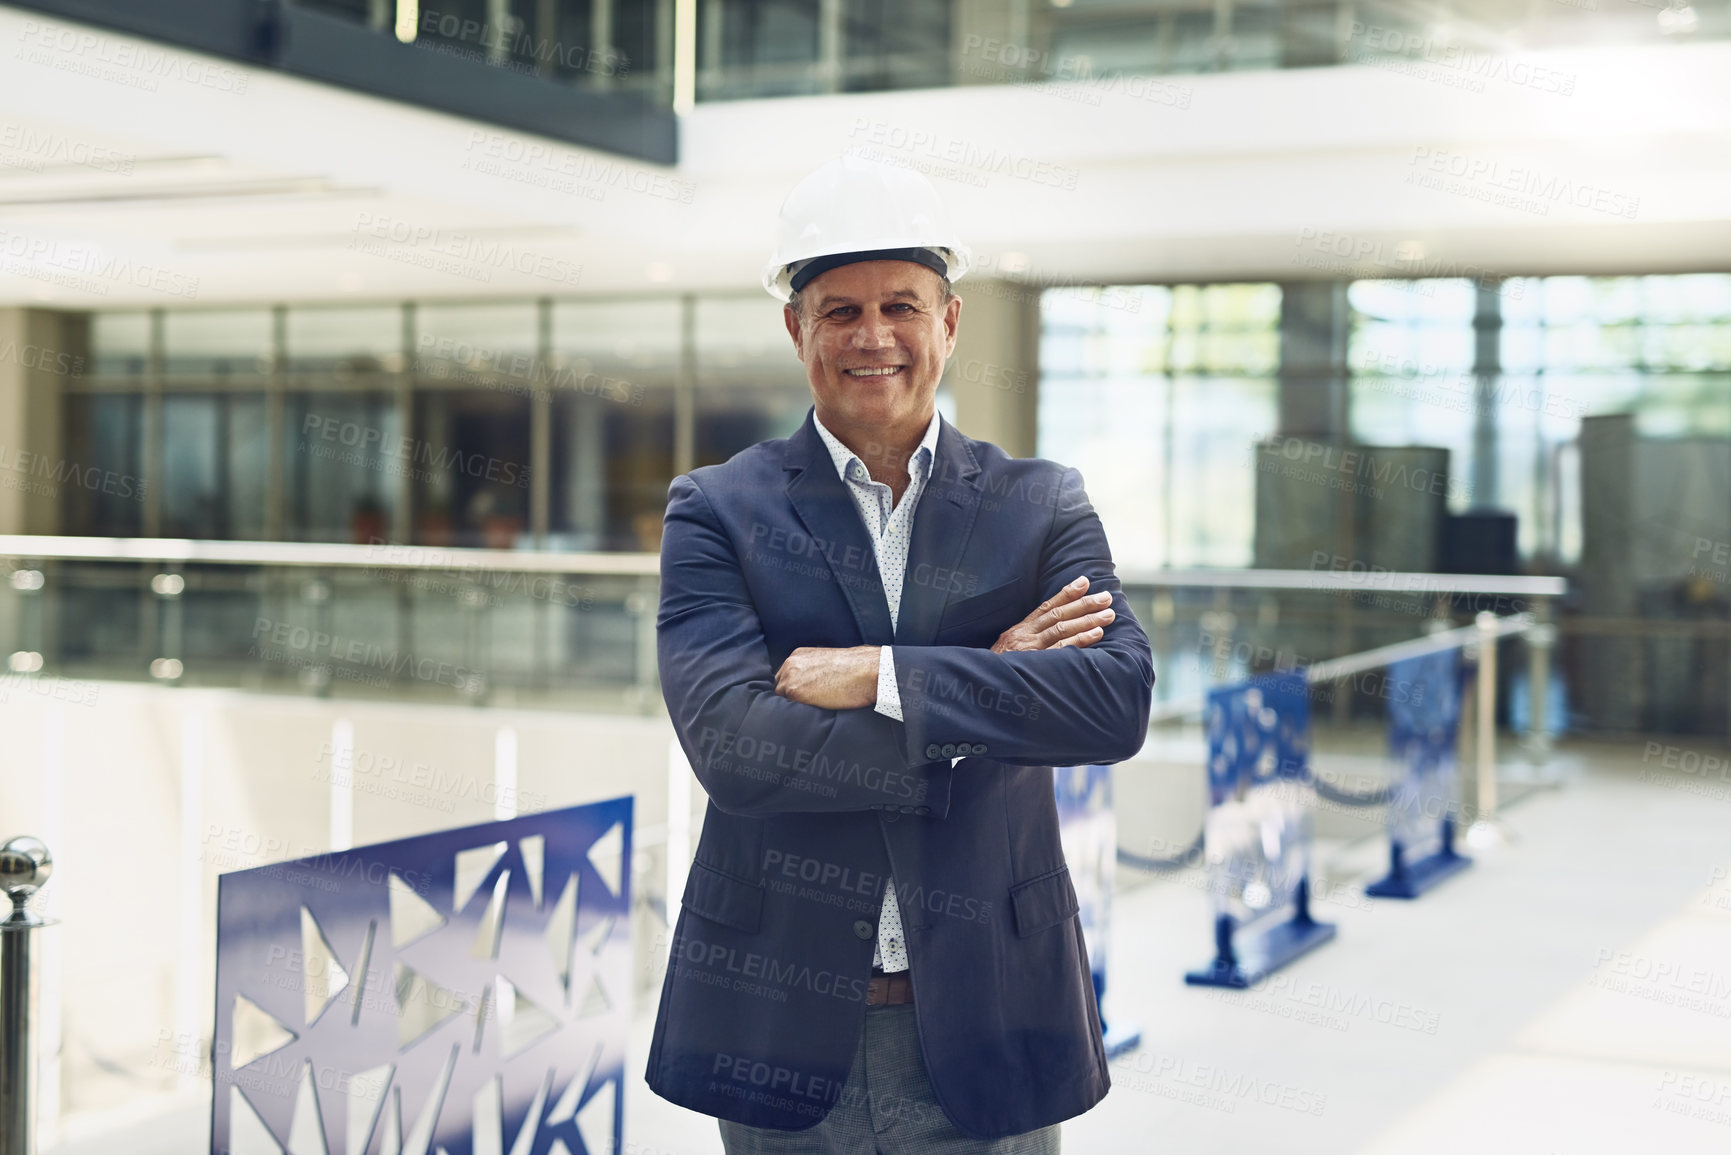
[0,0,1727,1152]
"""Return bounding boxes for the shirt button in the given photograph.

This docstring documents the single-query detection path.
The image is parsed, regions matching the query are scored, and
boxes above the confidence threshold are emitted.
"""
[853,920,874,940]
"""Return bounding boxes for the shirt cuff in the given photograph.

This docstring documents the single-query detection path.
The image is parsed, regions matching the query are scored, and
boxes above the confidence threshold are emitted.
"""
[874,645,903,722]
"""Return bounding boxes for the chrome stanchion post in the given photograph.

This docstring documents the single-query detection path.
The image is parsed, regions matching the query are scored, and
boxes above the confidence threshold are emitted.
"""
[1524,597,1556,766]
[1467,613,1509,848]
[0,836,54,1155]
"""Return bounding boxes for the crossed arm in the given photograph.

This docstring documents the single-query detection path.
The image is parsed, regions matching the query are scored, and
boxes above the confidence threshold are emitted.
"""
[658,468,1153,820]
[772,576,1123,709]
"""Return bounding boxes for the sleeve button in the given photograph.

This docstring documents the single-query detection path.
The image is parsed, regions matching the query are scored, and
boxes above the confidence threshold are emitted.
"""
[971,743,988,755]
[914,806,931,816]
[925,744,942,760]
[940,743,957,758]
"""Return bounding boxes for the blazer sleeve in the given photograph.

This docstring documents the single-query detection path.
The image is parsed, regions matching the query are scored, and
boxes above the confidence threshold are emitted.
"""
[657,474,954,817]
[888,467,1153,767]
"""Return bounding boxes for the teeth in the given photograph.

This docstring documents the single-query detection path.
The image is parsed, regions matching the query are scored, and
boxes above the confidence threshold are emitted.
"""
[846,367,902,376]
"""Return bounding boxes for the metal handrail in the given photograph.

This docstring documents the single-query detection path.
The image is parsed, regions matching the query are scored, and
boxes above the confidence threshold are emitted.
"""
[0,537,1567,599]
[0,536,659,576]
[1129,610,1542,866]
[1148,611,1540,724]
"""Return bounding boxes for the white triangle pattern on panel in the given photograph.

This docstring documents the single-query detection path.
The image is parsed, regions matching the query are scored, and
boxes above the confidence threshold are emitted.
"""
[471,869,511,960]
[377,1088,402,1155]
[505,1069,550,1155]
[231,993,298,1070]
[547,1142,572,1155]
[394,963,470,1051]
[546,1042,601,1127]
[471,1075,503,1155]
[586,823,623,899]
[454,841,508,914]
[499,980,561,1058]
[388,872,448,949]
[575,1078,615,1155]
[287,1060,331,1155]
[402,1045,458,1155]
[229,1083,286,1155]
[577,914,615,960]
[342,1063,393,1155]
[577,973,611,1020]
[519,835,545,909]
[301,907,351,1029]
[544,873,577,992]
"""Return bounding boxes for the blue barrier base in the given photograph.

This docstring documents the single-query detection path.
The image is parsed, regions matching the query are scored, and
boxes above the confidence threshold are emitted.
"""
[1103,1022,1143,1058]
[1366,847,1472,899]
[1184,914,1337,989]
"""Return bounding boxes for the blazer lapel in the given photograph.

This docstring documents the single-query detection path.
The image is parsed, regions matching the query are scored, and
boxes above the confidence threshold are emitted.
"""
[895,420,984,647]
[783,412,895,646]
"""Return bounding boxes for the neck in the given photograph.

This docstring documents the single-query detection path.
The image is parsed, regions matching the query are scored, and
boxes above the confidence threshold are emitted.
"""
[819,408,933,482]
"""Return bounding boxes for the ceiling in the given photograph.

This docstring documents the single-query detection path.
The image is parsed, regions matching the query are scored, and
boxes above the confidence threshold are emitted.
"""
[3,5,1731,311]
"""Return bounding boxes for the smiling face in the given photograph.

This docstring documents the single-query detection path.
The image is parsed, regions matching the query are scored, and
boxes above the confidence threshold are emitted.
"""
[783,259,962,452]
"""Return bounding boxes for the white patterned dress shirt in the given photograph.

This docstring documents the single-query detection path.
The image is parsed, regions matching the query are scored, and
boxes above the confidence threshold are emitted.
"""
[811,406,944,974]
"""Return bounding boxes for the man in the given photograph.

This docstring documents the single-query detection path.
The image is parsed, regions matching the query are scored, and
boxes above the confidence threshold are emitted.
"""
[645,156,1153,1153]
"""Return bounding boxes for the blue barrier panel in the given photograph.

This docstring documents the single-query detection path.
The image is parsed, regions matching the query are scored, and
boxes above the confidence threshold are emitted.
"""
[1185,672,1335,988]
[1055,765,1141,1057]
[210,797,632,1155]
[1367,650,1472,899]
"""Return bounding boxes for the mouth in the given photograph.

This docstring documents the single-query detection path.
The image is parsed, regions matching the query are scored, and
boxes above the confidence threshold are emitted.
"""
[843,366,907,378]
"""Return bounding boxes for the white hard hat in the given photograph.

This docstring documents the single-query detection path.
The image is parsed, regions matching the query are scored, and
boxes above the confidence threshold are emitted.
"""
[762,154,972,302]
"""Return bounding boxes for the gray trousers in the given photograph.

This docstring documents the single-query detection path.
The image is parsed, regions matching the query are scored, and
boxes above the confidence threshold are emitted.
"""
[717,1004,1061,1154]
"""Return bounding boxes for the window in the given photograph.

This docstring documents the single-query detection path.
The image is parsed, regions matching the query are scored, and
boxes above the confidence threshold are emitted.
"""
[1039,283,1282,571]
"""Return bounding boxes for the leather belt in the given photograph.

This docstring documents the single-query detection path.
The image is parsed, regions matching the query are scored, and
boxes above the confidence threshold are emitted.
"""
[866,971,914,1006]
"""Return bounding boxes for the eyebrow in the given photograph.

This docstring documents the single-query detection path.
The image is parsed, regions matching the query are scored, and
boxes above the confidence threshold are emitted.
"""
[813,288,927,311]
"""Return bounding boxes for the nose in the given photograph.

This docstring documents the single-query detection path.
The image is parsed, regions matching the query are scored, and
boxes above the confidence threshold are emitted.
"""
[850,311,895,350]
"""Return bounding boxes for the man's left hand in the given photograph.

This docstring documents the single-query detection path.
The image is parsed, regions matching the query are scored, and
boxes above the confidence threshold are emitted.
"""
[774,646,881,710]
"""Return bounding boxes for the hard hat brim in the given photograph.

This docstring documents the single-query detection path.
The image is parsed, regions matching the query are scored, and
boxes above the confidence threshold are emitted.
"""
[763,244,971,303]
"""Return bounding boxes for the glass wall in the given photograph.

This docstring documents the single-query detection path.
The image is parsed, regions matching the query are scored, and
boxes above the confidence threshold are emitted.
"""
[66,294,813,552]
[1039,283,1282,572]
[1043,273,1731,735]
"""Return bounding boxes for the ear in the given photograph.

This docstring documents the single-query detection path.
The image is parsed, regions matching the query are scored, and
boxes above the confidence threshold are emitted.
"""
[783,303,805,360]
[941,293,962,359]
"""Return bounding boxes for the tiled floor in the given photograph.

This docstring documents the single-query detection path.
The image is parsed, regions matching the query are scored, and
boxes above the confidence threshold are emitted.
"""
[46,735,1731,1154]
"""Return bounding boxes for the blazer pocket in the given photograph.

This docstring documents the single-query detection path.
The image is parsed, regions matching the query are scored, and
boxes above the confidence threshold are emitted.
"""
[1010,865,1080,938]
[937,577,1029,633]
[682,860,765,934]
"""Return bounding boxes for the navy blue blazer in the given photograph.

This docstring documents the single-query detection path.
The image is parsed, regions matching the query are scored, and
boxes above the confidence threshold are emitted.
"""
[645,409,1154,1140]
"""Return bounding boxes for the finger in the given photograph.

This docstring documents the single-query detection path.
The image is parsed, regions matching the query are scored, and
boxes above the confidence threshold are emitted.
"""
[1054,625,1105,649]
[1037,606,1114,646]
[1039,589,1112,630]
[1030,575,1090,621]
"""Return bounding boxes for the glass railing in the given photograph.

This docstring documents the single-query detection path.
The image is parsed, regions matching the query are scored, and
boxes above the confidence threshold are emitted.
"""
[0,535,1579,730]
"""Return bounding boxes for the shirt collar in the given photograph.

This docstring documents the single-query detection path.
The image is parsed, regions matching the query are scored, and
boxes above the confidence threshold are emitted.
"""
[811,407,942,489]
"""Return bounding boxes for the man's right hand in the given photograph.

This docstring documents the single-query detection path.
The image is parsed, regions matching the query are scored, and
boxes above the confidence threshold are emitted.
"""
[990,575,1116,654]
